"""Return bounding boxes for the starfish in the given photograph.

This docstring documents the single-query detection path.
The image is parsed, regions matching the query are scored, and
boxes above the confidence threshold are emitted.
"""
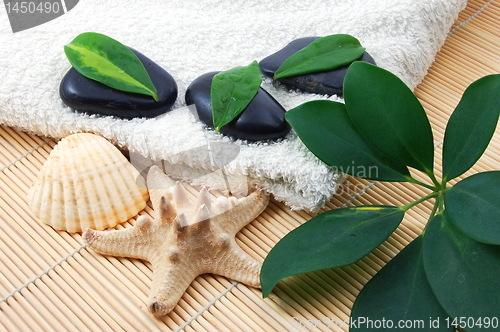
[83,165,269,316]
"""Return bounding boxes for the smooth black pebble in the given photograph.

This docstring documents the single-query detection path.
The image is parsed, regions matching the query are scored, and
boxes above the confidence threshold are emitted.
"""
[60,48,178,119]
[185,72,291,141]
[259,37,376,96]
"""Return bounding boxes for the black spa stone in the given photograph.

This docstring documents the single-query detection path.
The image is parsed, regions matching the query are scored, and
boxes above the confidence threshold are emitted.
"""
[259,37,376,96]
[185,71,291,141]
[60,48,178,119]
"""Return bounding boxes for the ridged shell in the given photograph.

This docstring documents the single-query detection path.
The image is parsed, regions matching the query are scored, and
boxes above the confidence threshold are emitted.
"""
[27,133,149,233]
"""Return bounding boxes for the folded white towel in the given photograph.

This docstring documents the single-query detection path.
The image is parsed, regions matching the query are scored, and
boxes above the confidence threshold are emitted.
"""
[0,0,466,211]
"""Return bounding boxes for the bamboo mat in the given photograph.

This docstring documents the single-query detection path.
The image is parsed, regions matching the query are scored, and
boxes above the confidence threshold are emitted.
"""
[1,0,499,330]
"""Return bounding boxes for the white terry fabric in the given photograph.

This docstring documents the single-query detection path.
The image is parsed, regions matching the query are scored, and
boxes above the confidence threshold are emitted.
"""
[0,0,466,211]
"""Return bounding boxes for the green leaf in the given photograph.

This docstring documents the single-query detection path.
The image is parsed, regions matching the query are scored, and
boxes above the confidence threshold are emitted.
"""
[285,100,411,182]
[261,205,404,297]
[210,61,262,132]
[343,62,435,175]
[423,213,500,330]
[442,74,500,182]
[274,34,366,79]
[444,171,500,245]
[64,32,158,101]
[351,236,453,332]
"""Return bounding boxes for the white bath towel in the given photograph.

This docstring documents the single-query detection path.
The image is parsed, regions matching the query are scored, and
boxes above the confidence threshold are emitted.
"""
[0,0,466,211]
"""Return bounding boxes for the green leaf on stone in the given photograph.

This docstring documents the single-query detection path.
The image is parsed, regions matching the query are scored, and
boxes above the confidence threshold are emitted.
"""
[211,60,262,132]
[260,205,405,297]
[423,213,500,329]
[441,74,500,183]
[351,236,453,332]
[343,62,435,176]
[285,100,411,182]
[64,32,158,101]
[274,34,366,79]
[444,171,500,245]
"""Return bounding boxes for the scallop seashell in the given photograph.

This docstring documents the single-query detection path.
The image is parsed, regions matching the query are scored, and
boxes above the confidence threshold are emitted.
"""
[27,133,149,233]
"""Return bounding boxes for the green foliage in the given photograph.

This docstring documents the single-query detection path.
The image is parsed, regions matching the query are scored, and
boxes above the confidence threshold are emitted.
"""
[274,34,366,79]
[344,62,435,176]
[351,236,453,332]
[210,61,262,132]
[64,32,158,101]
[284,100,410,182]
[423,213,500,331]
[261,205,405,297]
[444,171,500,244]
[261,62,500,331]
[442,75,500,182]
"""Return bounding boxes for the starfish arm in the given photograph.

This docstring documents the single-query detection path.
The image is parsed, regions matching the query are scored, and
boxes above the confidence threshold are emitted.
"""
[214,190,269,236]
[83,227,151,260]
[146,165,174,215]
[147,258,199,316]
[208,241,261,288]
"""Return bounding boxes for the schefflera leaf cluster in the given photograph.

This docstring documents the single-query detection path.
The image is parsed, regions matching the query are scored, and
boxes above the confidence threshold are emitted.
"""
[261,61,500,331]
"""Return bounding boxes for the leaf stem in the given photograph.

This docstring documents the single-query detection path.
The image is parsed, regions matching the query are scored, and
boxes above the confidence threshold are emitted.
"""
[404,176,438,191]
[429,199,440,221]
[437,189,446,213]
[420,199,439,237]
[401,192,439,212]
[418,183,449,236]
[420,192,444,237]
[427,171,441,189]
